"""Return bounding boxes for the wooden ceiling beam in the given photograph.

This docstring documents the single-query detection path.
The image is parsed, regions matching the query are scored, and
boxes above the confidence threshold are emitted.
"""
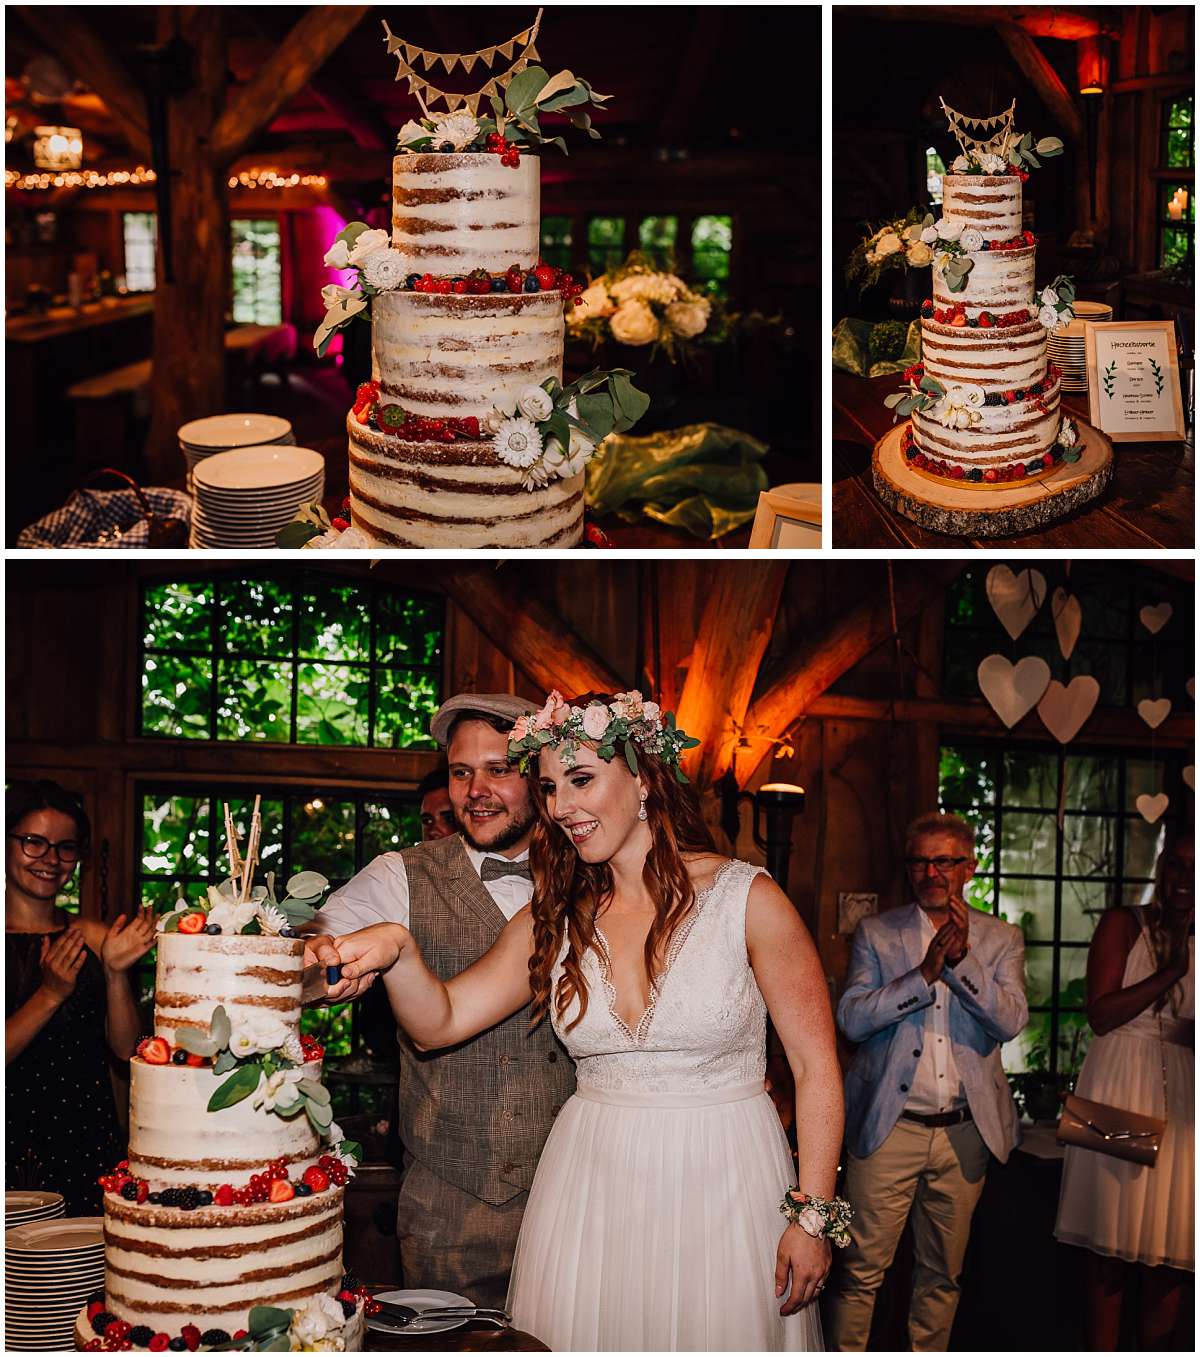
[13,5,150,159]
[849,7,1109,40]
[674,564,788,786]
[997,21,1084,143]
[209,5,371,167]
[433,566,623,701]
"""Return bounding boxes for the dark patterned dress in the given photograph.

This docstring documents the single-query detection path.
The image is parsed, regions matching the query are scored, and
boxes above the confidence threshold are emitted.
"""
[6,930,124,1215]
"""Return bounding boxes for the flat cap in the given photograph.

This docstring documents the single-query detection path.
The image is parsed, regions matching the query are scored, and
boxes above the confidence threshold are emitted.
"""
[430,692,537,749]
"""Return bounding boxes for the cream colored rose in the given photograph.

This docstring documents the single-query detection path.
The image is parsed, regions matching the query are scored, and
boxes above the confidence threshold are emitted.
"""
[397,119,430,146]
[323,239,350,269]
[907,241,933,267]
[665,300,709,339]
[609,299,659,346]
[347,228,390,266]
[516,385,554,421]
[874,231,902,258]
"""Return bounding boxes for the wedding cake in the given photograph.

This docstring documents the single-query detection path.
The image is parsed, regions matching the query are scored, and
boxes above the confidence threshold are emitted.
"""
[310,20,647,550]
[886,99,1079,487]
[76,931,367,1352]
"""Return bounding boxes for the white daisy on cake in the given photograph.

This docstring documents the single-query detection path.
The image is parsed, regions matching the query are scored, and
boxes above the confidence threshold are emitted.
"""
[257,903,289,936]
[959,227,984,252]
[361,250,407,292]
[493,417,543,469]
[1039,304,1062,331]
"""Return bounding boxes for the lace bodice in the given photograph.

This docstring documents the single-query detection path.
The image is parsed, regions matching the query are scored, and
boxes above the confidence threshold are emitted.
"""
[550,858,769,1094]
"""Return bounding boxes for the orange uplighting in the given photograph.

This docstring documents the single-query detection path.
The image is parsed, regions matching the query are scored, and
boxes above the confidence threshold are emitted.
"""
[1076,36,1110,95]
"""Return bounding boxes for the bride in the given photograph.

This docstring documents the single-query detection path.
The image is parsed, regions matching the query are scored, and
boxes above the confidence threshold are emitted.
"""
[317,691,847,1351]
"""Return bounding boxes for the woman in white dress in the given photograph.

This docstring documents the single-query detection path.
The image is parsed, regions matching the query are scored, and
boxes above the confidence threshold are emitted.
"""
[325,691,847,1351]
[1054,830,1193,1349]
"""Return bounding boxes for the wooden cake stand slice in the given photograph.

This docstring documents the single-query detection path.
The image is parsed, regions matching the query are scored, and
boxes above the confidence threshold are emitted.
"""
[871,416,1114,539]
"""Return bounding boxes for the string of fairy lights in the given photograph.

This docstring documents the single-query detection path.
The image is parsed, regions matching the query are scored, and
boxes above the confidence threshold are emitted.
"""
[5,167,327,192]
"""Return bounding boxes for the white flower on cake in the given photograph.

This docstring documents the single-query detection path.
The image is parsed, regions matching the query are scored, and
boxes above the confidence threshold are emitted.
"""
[290,1293,348,1348]
[570,280,616,323]
[1059,419,1078,448]
[1041,286,1060,306]
[516,385,555,421]
[205,895,260,934]
[427,110,482,151]
[257,903,289,936]
[1039,304,1062,331]
[347,228,390,267]
[665,299,710,339]
[156,898,187,933]
[253,1067,304,1113]
[979,152,1007,174]
[920,225,939,245]
[907,242,933,267]
[567,423,596,460]
[959,227,984,252]
[321,284,359,312]
[935,218,963,241]
[931,392,982,431]
[397,119,429,146]
[959,384,986,409]
[609,299,660,346]
[323,239,351,270]
[543,439,589,481]
[493,417,543,469]
[873,232,903,258]
[520,462,552,492]
[951,155,971,172]
[228,1011,291,1059]
[481,405,509,435]
[360,250,407,292]
[281,1031,307,1066]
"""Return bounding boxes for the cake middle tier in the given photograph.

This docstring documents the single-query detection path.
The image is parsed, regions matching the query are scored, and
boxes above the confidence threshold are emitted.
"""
[932,246,1035,319]
[921,316,1047,390]
[155,933,305,1040]
[392,152,540,274]
[372,288,564,419]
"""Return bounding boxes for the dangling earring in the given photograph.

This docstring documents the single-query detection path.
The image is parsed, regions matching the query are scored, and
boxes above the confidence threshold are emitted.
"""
[637,794,648,822]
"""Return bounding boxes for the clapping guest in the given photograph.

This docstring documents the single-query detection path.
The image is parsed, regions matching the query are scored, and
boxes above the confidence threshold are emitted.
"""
[5,781,156,1213]
[829,812,1028,1351]
[1055,830,1194,1351]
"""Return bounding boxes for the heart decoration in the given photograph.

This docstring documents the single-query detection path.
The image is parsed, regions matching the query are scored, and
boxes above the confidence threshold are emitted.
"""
[978,655,1051,729]
[1136,697,1172,730]
[1139,602,1173,635]
[1037,675,1100,745]
[1135,793,1170,825]
[1184,766,1195,791]
[986,566,1047,641]
[1051,588,1082,661]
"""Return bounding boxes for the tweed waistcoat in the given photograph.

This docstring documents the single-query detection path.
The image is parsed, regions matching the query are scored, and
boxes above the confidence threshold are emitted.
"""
[399,835,576,1205]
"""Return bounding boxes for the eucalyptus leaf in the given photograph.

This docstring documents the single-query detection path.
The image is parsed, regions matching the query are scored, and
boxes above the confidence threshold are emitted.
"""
[162,912,184,933]
[1036,136,1064,157]
[575,392,616,440]
[505,67,551,114]
[534,70,583,105]
[539,86,593,112]
[263,1336,292,1351]
[339,1140,363,1162]
[214,1049,238,1075]
[306,1100,334,1134]
[208,1063,263,1113]
[335,222,370,249]
[286,871,328,898]
[883,392,907,409]
[272,1095,304,1117]
[623,740,639,776]
[175,1027,220,1057]
[298,1078,331,1105]
[919,375,944,395]
[275,516,321,549]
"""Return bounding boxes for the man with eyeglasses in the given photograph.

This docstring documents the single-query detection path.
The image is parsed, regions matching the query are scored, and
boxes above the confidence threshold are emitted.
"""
[829,812,1028,1352]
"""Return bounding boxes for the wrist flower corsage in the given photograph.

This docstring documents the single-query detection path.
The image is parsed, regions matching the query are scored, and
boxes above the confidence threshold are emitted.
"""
[780,1189,854,1248]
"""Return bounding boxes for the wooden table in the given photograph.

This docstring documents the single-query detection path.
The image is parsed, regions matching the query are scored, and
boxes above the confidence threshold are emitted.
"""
[367,1323,548,1351]
[832,370,1194,548]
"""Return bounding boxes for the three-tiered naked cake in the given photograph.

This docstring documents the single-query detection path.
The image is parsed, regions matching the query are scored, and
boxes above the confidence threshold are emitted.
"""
[886,98,1079,487]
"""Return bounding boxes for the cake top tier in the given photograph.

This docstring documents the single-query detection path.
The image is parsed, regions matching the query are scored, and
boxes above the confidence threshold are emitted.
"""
[154,932,306,1042]
[940,174,1023,242]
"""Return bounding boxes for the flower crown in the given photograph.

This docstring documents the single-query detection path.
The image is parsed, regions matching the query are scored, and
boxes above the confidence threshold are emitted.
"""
[508,690,699,782]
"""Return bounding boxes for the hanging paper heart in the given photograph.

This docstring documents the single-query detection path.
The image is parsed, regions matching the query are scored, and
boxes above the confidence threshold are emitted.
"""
[1135,793,1169,824]
[986,566,1047,641]
[1183,766,1195,791]
[1051,587,1082,661]
[978,655,1051,728]
[1037,675,1100,744]
[1139,602,1173,635]
[1136,698,1172,729]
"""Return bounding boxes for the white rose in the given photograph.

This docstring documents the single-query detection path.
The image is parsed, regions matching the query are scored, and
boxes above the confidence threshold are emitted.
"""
[323,239,350,269]
[1039,304,1062,331]
[1059,418,1077,448]
[254,1067,303,1112]
[920,225,939,245]
[1040,287,1059,306]
[397,119,431,146]
[361,250,407,292]
[665,300,709,339]
[609,299,659,346]
[959,227,984,253]
[205,898,259,935]
[321,284,358,312]
[567,424,596,460]
[874,231,903,258]
[936,218,963,241]
[572,280,615,321]
[228,1028,265,1061]
[798,1206,825,1238]
[290,1293,345,1345]
[228,1011,288,1058]
[347,228,390,266]
[516,385,554,421]
[951,155,970,173]
[907,241,933,267]
[961,384,986,409]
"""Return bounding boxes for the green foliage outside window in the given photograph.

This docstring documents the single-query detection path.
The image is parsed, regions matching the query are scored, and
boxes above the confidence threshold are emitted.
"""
[231,218,282,325]
[587,216,626,276]
[691,215,732,298]
[638,215,678,270]
[140,574,443,748]
[539,215,573,270]
[1163,95,1193,168]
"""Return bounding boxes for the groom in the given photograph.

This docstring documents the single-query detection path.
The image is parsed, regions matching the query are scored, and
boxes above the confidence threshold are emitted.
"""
[305,693,576,1308]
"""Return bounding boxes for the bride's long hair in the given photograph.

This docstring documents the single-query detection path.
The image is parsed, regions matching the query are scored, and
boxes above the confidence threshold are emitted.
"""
[526,693,716,1031]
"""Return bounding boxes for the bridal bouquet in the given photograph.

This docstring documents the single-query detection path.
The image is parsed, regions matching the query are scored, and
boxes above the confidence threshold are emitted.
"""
[567,251,716,362]
[845,208,935,295]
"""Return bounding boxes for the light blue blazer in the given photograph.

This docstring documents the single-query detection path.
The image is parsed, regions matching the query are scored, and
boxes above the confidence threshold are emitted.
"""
[837,903,1028,1163]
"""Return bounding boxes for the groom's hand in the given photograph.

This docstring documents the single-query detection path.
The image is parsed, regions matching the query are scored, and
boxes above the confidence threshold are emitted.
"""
[303,934,377,1003]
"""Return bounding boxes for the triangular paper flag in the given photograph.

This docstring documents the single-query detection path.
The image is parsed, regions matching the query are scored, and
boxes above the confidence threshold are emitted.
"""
[500,38,516,59]
[441,53,458,74]
[516,27,531,44]
[445,92,463,111]
[482,46,497,67]
[464,91,481,115]
[383,23,403,55]
[419,49,437,72]
[525,42,539,62]
[461,53,478,74]
[404,43,419,65]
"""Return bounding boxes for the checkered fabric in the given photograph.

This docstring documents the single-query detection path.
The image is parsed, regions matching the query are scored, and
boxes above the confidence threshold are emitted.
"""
[17,487,192,549]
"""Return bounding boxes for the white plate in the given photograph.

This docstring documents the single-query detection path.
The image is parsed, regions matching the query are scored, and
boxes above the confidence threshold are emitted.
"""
[193,488,323,516]
[6,1218,103,1253]
[366,1289,474,1336]
[193,497,323,521]
[194,446,324,492]
[178,413,293,449]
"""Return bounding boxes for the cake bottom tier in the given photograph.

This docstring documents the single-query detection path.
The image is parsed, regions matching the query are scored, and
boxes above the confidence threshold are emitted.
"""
[348,417,583,548]
[912,389,1062,477]
[101,1190,344,1333]
[75,1302,365,1352]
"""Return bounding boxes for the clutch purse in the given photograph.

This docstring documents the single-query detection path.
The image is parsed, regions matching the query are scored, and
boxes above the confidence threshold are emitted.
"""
[1056,1093,1164,1167]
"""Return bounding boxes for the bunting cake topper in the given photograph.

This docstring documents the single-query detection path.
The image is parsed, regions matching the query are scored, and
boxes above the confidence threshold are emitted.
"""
[383,8,544,116]
[939,96,1017,161]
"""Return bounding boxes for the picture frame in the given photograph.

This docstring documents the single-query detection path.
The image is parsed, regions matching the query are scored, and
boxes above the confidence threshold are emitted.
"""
[1084,320,1186,442]
[749,483,822,550]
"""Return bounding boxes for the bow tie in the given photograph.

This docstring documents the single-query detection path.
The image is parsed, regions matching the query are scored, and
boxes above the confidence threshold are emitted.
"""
[480,857,533,883]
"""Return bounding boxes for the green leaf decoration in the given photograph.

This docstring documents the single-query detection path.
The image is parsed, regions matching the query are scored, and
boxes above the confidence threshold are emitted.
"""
[242,917,262,936]
[213,1049,238,1075]
[338,1140,363,1162]
[623,740,639,776]
[176,1026,220,1057]
[883,391,908,409]
[335,222,370,250]
[1036,136,1064,157]
[506,67,551,114]
[287,871,328,899]
[534,70,585,105]
[272,1094,304,1117]
[572,393,616,442]
[208,1062,263,1113]
[306,1099,334,1134]
[545,410,572,452]
[919,375,945,395]
[262,1336,293,1352]
[608,373,651,432]
[276,897,318,926]
[298,1078,331,1105]
[313,292,368,356]
[162,912,183,933]
[211,1006,231,1048]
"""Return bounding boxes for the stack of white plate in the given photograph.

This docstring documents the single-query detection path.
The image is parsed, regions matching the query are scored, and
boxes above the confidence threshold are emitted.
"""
[177,413,295,484]
[6,1190,65,1230]
[190,445,325,550]
[5,1216,104,1350]
[1047,300,1114,392]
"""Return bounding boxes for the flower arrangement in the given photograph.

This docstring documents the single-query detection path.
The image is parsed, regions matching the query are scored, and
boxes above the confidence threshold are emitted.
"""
[484,369,650,491]
[157,871,327,938]
[1035,274,1076,331]
[948,129,1064,178]
[884,369,947,422]
[508,689,700,780]
[566,252,716,361]
[845,209,936,296]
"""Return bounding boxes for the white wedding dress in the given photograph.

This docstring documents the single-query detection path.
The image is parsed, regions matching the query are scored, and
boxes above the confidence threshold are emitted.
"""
[507,859,824,1351]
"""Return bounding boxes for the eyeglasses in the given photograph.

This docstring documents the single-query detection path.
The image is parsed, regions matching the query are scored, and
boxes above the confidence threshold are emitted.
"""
[905,856,969,873]
[9,833,82,864]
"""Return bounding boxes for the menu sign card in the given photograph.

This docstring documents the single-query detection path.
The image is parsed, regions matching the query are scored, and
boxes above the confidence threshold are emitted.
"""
[1085,320,1186,442]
